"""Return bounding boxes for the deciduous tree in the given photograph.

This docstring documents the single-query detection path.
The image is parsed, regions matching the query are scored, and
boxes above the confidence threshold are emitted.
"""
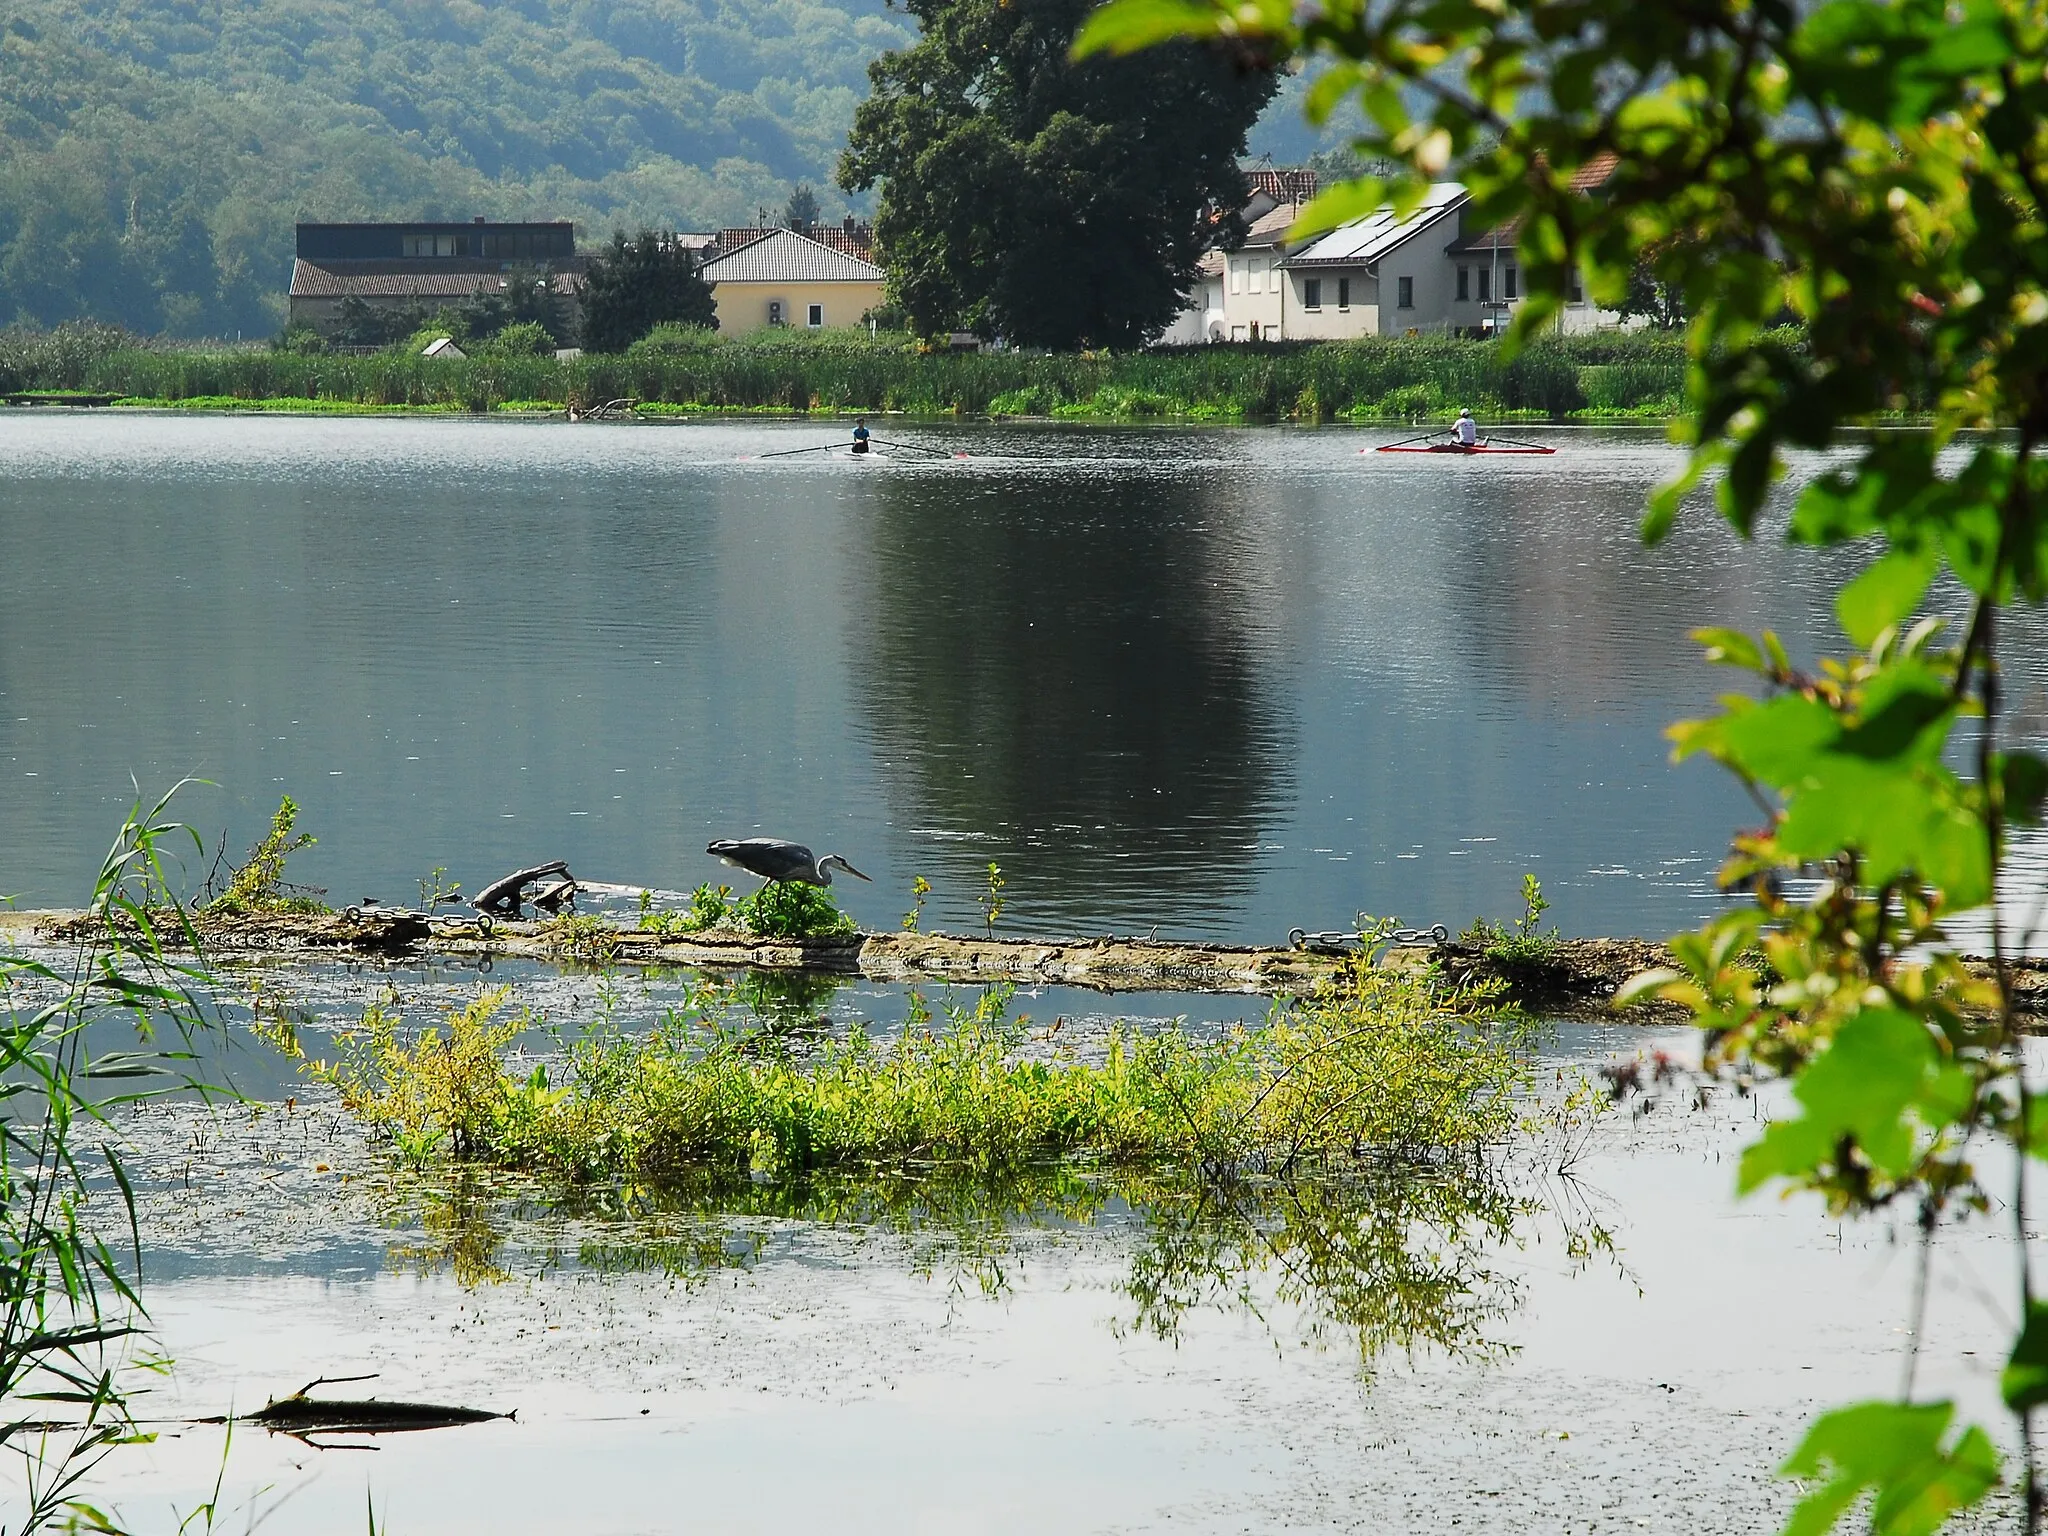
[579,230,718,353]
[839,0,1277,348]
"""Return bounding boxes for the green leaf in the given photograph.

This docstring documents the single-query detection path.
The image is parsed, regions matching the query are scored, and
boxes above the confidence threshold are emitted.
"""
[1287,178,1390,242]
[1644,447,1722,545]
[1612,967,1686,1007]
[1780,1401,1999,1536]
[1071,0,1225,57]
[1793,469,1886,544]
[1739,1008,1966,1191]
[1838,547,1939,648]
[1693,627,1767,672]
[2002,1301,2048,1412]
[2001,751,2048,826]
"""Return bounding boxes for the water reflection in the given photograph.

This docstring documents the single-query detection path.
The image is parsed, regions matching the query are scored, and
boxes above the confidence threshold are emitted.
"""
[847,470,1292,931]
[381,1151,1600,1366]
[18,416,2039,941]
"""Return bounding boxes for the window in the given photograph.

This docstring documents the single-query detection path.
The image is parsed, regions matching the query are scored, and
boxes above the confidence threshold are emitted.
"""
[1505,265,1519,300]
[807,303,823,328]
[1303,278,1322,309]
[1457,266,1469,301]
[482,231,539,260]
[1230,325,1248,341]
[1230,262,1243,295]
[1569,269,1584,303]
[1477,269,1492,304]
[1397,275,1414,309]
[1247,261,1263,294]
[1337,276,1350,310]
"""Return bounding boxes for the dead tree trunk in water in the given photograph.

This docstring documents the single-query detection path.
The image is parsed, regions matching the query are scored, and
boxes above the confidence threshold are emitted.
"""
[472,861,575,918]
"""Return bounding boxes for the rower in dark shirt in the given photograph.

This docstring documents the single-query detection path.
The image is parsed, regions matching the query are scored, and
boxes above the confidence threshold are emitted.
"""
[852,417,871,454]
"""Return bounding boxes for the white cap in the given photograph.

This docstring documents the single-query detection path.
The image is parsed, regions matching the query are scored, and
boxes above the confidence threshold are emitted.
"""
[1459,407,1472,417]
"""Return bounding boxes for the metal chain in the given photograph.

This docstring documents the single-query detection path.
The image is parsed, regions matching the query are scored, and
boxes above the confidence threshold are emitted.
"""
[1287,918,1449,951]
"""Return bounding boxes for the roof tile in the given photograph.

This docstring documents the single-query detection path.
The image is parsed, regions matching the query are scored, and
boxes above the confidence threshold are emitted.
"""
[699,227,884,284]
[289,259,585,300]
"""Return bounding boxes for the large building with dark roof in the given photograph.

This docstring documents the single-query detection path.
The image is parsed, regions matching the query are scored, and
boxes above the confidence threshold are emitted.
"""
[288,220,587,337]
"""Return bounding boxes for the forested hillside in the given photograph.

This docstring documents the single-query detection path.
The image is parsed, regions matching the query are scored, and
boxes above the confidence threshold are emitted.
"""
[0,0,913,334]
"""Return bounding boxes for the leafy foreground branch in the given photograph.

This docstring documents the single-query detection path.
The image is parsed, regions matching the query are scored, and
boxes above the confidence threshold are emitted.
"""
[270,962,1537,1186]
[1074,0,2048,1518]
[0,790,224,1533]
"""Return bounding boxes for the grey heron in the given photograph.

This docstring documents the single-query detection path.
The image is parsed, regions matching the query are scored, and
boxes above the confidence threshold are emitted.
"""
[707,838,872,887]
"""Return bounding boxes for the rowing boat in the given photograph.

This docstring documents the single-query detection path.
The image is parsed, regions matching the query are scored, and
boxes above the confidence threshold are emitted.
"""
[1375,441,1555,455]
[1371,431,1556,456]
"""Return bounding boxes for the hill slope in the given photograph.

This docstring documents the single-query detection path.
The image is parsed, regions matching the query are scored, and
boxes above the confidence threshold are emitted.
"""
[0,0,914,333]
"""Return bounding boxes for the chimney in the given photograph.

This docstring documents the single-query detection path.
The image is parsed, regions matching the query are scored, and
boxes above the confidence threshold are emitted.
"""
[474,215,486,224]
[844,215,856,236]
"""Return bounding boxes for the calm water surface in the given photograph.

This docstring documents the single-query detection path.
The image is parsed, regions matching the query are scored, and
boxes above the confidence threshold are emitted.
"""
[3,413,2043,1531]
[73,1018,2027,1535]
[9,410,2016,940]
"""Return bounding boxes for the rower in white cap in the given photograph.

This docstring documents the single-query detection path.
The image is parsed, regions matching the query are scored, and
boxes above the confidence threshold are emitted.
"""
[1454,407,1480,447]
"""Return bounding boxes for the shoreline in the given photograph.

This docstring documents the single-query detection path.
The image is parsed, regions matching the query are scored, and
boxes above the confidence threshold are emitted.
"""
[1,397,1681,427]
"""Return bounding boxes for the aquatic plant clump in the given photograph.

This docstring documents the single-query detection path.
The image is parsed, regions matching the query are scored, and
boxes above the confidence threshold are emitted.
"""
[205,794,326,915]
[642,881,857,941]
[283,961,1535,1187]
[1458,875,1562,967]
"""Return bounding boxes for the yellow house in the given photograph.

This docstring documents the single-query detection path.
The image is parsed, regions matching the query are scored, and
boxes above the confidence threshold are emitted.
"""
[699,227,886,336]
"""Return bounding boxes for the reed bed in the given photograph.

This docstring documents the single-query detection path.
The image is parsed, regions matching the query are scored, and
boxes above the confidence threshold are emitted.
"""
[0,324,1737,421]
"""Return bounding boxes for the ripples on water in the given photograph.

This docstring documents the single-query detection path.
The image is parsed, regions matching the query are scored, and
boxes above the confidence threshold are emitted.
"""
[3,411,2044,944]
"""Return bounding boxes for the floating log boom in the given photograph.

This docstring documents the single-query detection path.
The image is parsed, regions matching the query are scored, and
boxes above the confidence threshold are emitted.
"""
[13,907,2048,1020]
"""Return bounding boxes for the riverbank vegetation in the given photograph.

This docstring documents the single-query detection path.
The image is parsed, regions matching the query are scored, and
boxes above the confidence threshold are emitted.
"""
[0,322,1716,421]
[0,794,225,1531]
[272,962,1536,1186]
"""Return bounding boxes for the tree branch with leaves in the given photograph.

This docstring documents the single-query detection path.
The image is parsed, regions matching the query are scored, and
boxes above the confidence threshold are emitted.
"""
[1075,0,2048,1527]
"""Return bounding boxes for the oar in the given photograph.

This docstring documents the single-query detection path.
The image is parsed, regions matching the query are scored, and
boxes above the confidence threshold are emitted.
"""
[1363,430,1443,453]
[1479,434,1551,450]
[869,436,970,460]
[746,442,841,461]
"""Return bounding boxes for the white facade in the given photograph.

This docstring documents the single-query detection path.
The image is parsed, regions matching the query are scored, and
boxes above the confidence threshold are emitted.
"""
[1160,179,1627,343]
[1158,258,1225,343]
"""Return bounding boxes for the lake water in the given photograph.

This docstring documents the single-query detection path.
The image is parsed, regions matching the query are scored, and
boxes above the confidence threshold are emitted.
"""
[4,410,2045,1532]
[10,409,2016,944]
[63,1013,2027,1535]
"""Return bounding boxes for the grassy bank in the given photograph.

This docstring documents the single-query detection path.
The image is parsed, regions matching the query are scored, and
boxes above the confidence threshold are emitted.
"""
[0,324,1728,422]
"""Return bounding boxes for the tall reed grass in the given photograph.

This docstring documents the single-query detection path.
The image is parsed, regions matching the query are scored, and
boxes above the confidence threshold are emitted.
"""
[0,323,1757,420]
[0,789,226,1532]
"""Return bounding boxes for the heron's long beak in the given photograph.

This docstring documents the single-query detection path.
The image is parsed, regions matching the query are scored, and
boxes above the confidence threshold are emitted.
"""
[840,860,873,882]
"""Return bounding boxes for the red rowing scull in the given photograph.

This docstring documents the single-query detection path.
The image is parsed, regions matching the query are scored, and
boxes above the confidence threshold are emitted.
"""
[1373,441,1556,455]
